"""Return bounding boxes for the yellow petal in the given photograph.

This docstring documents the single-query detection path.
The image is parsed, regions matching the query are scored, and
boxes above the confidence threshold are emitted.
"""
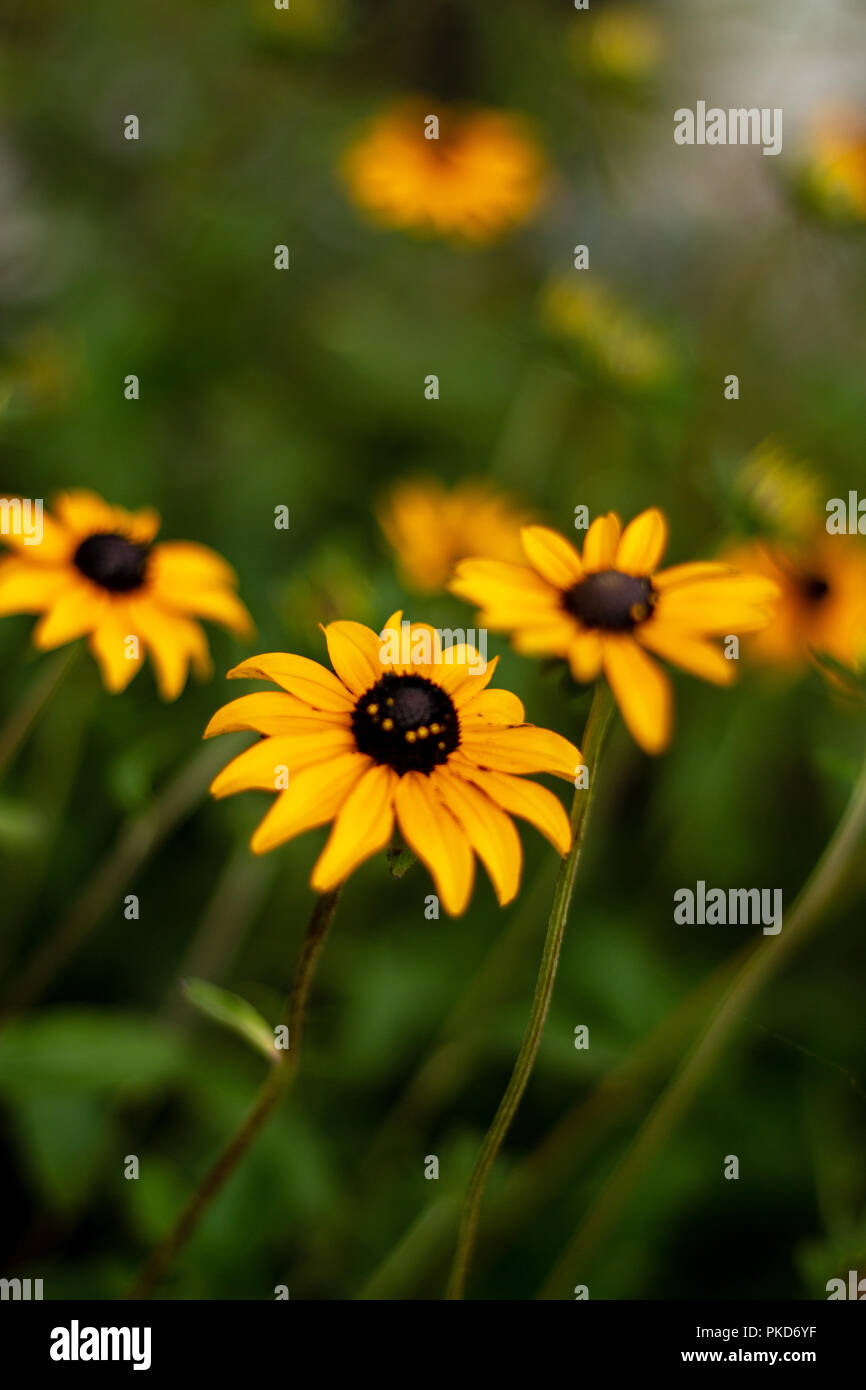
[227,652,355,711]
[210,727,356,797]
[0,500,71,564]
[322,619,383,695]
[437,650,499,705]
[458,724,582,780]
[654,575,779,634]
[450,558,559,611]
[615,508,668,576]
[155,584,253,638]
[311,763,397,891]
[567,630,603,683]
[653,562,735,591]
[129,599,210,701]
[636,623,736,686]
[394,771,475,915]
[433,768,521,905]
[88,607,144,692]
[581,512,622,572]
[32,585,108,648]
[249,751,371,854]
[602,633,672,754]
[0,558,70,613]
[450,762,572,855]
[519,525,583,589]
[459,687,525,725]
[204,692,350,738]
[511,618,576,657]
[148,540,237,588]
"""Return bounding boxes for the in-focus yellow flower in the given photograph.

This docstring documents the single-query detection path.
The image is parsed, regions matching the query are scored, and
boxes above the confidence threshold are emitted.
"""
[451,511,778,755]
[378,478,531,593]
[541,279,673,389]
[0,490,252,699]
[722,533,866,673]
[341,99,546,243]
[205,615,580,915]
[798,109,866,223]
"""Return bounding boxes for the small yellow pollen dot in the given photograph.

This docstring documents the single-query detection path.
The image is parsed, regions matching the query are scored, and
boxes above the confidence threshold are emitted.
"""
[430,723,441,735]
[437,741,446,751]
[405,730,417,743]
[386,697,394,706]
[417,726,429,739]
[382,717,394,731]
[366,703,379,716]
[630,602,649,622]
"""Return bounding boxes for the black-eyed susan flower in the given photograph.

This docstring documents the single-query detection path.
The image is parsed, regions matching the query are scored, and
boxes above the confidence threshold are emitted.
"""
[205,615,580,915]
[0,489,252,699]
[378,478,531,594]
[451,510,778,755]
[722,533,866,673]
[341,99,546,243]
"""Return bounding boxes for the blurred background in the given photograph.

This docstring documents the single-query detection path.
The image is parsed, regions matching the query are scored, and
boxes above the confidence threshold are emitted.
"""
[1,0,865,1300]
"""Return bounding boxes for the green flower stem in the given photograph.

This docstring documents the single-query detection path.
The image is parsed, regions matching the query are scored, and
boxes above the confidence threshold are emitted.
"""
[127,885,341,1301]
[445,681,615,1300]
[4,740,228,1012]
[0,646,79,780]
[537,741,866,1299]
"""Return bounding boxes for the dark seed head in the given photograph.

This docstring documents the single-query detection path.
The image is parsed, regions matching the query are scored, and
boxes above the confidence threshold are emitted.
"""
[353,673,459,775]
[74,532,148,592]
[800,573,830,605]
[563,570,656,631]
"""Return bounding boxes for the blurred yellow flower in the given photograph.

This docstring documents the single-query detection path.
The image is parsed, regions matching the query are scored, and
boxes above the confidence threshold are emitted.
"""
[378,478,531,594]
[0,490,253,699]
[723,533,866,674]
[575,5,662,83]
[452,510,778,755]
[735,440,825,540]
[798,109,866,223]
[341,99,546,243]
[205,614,580,915]
[541,278,673,389]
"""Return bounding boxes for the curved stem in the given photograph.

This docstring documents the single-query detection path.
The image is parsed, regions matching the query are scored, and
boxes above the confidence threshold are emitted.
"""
[0,646,79,780]
[127,886,341,1300]
[446,682,615,1299]
[537,742,866,1299]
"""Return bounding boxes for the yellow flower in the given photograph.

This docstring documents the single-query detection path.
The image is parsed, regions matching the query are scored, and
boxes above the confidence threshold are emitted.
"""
[722,534,866,673]
[378,478,531,593]
[0,490,253,699]
[735,440,825,540]
[541,278,673,389]
[341,99,546,243]
[205,615,580,915]
[451,511,778,755]
[575,5,662,83]
[799,109,866,222]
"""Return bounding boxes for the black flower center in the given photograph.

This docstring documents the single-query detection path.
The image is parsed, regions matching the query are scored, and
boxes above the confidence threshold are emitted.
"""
[74,532,148,592]
[352,673,459,775]
[562,570,656,631]
[800,573,830,605]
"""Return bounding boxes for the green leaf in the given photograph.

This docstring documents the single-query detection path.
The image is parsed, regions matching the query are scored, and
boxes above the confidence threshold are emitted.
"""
[0,1010,184,1099]
[182,979,276,1062]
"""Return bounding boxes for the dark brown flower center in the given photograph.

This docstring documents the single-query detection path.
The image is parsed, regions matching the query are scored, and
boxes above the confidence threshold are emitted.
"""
[562,570,656,631]
[74,532,148,592]
[352,673,459,775]
[800,573,830,605]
